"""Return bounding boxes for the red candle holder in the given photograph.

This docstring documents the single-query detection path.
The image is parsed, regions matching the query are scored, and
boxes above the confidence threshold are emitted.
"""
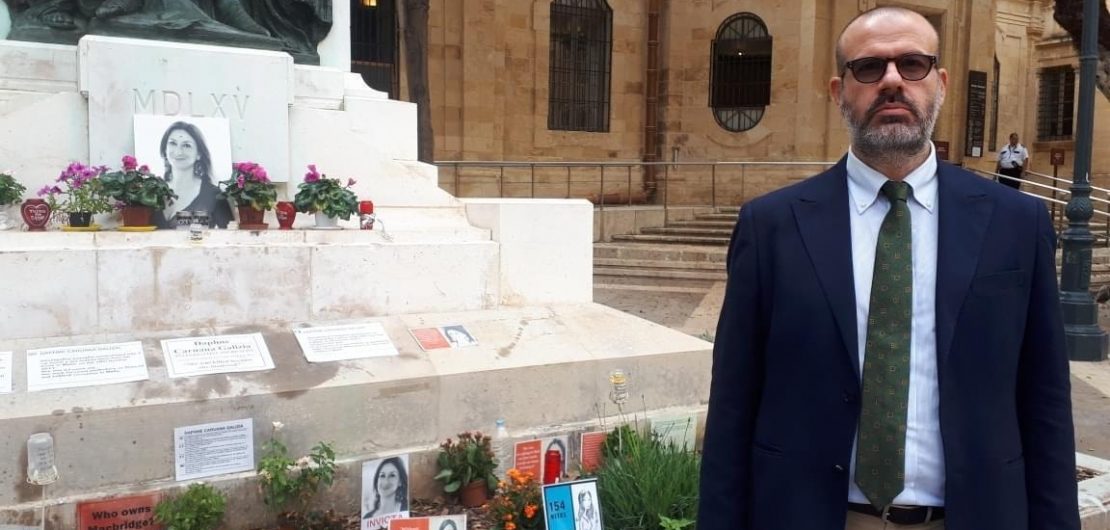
[275,201,296,230]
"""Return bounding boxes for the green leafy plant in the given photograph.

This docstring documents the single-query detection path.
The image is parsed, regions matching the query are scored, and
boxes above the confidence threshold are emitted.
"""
[659,515,695,530]
[153,483,227,530]
[434,431,499,494]
[595,425,700,530]
[0,172,26,206]
[257,422,337,516]
[489,468,544,530]
[293,164,358,220]
[100,155,177,209]
[220,161,278,211]
[37,162,113,214]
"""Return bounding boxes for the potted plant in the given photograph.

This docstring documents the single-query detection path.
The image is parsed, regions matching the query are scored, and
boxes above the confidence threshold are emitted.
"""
[100,155,177,227]
[293,164,358,229]
[0,172,27,230]
[220,161,278,230]
[257,421,338,529]
[153,482,227,530]
[489,468,545,530]
[434,431,499,508]
[37,162,113,228]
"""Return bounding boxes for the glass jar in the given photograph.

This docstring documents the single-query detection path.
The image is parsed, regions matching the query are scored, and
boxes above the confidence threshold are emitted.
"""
[174,210,193,230]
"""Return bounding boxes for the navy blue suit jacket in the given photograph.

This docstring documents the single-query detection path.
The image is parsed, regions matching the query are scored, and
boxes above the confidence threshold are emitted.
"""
[698,159,1079,530]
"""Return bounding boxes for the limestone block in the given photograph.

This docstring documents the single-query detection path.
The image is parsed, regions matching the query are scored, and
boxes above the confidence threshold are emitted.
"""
[0,246,98,340]
[0,92,88,199]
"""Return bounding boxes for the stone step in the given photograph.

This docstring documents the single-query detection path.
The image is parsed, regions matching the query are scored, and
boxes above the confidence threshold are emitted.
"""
[641,226,735,237]
[665,220,738,229]
[693,213,740,222]
[594,266,727,282]
[594,242,728,262]
[594,257,726,271]
[716,206,741,214]
[611,234,731,245]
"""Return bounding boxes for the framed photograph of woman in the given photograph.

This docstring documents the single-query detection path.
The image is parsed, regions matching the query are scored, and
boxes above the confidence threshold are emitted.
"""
[362,454,411,530]
[133,115,234,229]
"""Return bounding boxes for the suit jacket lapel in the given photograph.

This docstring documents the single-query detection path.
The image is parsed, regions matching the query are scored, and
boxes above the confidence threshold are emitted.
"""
[793,159,860,379]
[935,162,993,369]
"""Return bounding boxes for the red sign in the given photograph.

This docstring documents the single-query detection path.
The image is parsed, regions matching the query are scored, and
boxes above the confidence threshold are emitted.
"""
[77,493,161,530]
[935,141,950,161]
[390,519,430,530]
[513,439,543,481]
[1051,148,1066,166]
[580,431,607,472]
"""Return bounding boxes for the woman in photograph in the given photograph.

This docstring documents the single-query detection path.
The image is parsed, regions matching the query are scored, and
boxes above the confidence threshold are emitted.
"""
[154,120,232,229]
[363,457,409,522]
[437,520,459,530]
[575,489,600,530]
[443,326,477,348]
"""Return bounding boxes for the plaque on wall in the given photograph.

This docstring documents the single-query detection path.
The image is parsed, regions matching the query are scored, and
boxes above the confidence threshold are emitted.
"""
[965,71,987,157]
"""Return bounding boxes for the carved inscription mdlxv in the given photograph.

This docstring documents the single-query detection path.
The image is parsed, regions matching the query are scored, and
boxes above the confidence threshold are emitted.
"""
[133,89,251,119]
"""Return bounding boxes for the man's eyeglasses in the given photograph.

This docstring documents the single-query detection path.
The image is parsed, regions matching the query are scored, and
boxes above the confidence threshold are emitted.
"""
[842,53,937,84]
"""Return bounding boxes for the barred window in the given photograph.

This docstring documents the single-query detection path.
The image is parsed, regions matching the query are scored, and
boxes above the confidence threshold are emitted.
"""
[989,56,999,151]
[1037,66,1075,141]
[548,0,612,132]
[710,13,772,132]
[350,0,398,98]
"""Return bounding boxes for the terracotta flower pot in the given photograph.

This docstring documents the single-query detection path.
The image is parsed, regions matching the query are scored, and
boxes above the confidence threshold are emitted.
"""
[121,205,153,227]
[68,212,92,227]
[237,205,267,230]
[275,201,296,230]
[459,479,488,508]
[20,199,51,231]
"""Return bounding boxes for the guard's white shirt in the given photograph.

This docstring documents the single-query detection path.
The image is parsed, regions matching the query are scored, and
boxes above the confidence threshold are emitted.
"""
[845,144,945,507]
[998,143,1029,169]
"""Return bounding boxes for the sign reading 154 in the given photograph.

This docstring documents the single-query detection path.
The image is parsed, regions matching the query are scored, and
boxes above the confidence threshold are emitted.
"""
[541,478,602,530]
[547,499,568,514]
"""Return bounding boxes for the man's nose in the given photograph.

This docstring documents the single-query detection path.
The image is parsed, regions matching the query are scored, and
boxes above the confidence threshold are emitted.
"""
[876,59,905,89]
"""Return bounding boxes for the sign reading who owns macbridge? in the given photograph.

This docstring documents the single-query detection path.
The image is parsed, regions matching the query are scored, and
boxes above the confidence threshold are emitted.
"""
[78,36,292,182]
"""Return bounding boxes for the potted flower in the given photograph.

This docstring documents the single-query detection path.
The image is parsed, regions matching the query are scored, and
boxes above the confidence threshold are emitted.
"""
[489,469,544,530]
[0,172,27,230]
[220,161,277,230]
[293,164,358,229]
[434,431,499,508]
[38,162,113,228]
[100,155,177,227]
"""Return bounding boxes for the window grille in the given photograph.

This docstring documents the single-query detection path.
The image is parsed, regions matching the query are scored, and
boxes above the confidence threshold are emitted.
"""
[548,0,612,132]
[351,0,399,99]
[1037,66,1075,141]
[710,13,772,132]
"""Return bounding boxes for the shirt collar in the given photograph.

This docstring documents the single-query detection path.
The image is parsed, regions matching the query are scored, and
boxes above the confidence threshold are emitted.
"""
[846,142,938,214]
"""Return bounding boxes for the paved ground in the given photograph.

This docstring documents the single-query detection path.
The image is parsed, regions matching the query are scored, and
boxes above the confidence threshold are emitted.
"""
[595,281,1110,461]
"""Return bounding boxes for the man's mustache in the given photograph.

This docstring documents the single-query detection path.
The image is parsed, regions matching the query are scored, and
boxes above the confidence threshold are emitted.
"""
[864,92,922,124]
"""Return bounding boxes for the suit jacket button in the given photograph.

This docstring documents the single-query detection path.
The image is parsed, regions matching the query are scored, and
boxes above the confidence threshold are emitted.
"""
[834,464,845,473]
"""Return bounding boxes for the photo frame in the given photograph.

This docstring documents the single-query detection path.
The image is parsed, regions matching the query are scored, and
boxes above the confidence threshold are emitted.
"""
[541,478,603,530]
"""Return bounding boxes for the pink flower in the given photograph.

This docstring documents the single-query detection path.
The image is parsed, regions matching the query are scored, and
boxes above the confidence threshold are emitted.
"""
[37,185,53,197]
[236,175,246,189]
[347,178,357,187]
[138,165,150,173]
[304,164,321,183]
[121,155,138,171]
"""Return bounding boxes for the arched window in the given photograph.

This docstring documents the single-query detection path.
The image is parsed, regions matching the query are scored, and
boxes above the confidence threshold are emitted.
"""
[710,13,772,132]
[548,0,612,132]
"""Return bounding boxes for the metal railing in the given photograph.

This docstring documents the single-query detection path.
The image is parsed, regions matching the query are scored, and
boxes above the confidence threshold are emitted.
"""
[970,167,1110,241]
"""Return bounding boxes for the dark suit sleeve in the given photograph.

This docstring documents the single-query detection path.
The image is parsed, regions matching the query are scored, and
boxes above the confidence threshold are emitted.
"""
[1018,203,1080,528]
[697,204,765,530]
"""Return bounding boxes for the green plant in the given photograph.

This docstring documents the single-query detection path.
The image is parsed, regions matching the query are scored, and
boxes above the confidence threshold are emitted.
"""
[489,468,544,530]
[434,431,499,494]
[153,483,227,530]
[293,164,358,220]
[220,161,278,210]
[37,162,113,214]
[100,155,177,209]
[257,422,337,513]
[0,173,26,206]
[601,423,644,460]
[659,515,695,530]
[595,425,700,530]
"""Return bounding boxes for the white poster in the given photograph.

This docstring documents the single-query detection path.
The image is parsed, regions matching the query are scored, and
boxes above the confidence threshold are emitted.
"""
[293,323,400,363]
[26,342,148,392]
[362,454,411,530]
[161,333,274,378]
[173,418,254,481]
[133,115,234,227]
[0,351,12,394]
[650,414,698,452]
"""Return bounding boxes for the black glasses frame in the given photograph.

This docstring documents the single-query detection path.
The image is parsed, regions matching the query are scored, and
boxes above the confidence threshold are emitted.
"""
[842,53,938,84]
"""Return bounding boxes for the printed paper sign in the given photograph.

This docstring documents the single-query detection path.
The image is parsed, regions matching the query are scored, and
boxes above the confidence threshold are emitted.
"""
[409,325,478,351]
[173,418,254,481]
[77,493,162,530]
[389,515,466,530]
[294,323,399,362]
[362,454,411,530]
[0,351,12,394]
[26,342,148,392]
[161,333,274,378]
[651,414,697,452]
[580,431,607,472]
[542,479,602,530]
[514,439,543,481]
[542,435,569,480]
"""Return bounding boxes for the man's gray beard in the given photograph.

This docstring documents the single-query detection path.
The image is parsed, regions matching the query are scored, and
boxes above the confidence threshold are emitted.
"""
[841,93,941,166]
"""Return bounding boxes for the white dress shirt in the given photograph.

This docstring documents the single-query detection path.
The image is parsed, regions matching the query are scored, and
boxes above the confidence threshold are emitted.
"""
[998,143,1029,169]
[845,144,945,507]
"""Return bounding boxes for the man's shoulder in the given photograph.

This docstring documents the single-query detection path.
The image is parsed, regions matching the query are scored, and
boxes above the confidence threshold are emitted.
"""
[744,161,845,212]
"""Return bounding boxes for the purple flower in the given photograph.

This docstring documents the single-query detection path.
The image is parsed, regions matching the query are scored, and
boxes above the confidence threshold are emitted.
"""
[122,155,138,171]
[347,178,357,187]
[37,185,53,197]
[236,174,246,189]
[138,165,150,174]
[304,164,321,183]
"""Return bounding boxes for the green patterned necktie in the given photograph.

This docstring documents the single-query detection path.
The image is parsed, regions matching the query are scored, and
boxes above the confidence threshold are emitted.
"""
[855,180,913,510]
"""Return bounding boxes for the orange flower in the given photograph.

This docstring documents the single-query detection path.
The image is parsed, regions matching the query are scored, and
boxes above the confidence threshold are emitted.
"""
[503,514,514,521]
[505,523,516,530]
[524,504,537,518]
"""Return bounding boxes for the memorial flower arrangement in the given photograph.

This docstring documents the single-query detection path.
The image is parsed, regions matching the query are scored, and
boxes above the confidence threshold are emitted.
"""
[292,164,359,220]
[220,161,278,211]
[256,421,338,520]
[434,431,499,507]
[37,162,113,217]
[154,482,227,530]
[489,468,544,530]
[0,172,26,206]
[100,155,177,209]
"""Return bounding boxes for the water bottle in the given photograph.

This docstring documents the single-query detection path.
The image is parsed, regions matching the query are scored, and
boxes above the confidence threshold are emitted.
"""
[494,418,511,480]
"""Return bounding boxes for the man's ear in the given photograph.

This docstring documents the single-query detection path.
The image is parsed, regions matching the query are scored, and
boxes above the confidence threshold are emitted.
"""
[829,76,843,106]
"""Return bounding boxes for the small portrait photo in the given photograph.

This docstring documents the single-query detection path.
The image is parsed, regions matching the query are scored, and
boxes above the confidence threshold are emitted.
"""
[433,515,465,530]
[133,115,234,229]
[362,455,411,530]
[571,481,602,530]
[440,325,477,348]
